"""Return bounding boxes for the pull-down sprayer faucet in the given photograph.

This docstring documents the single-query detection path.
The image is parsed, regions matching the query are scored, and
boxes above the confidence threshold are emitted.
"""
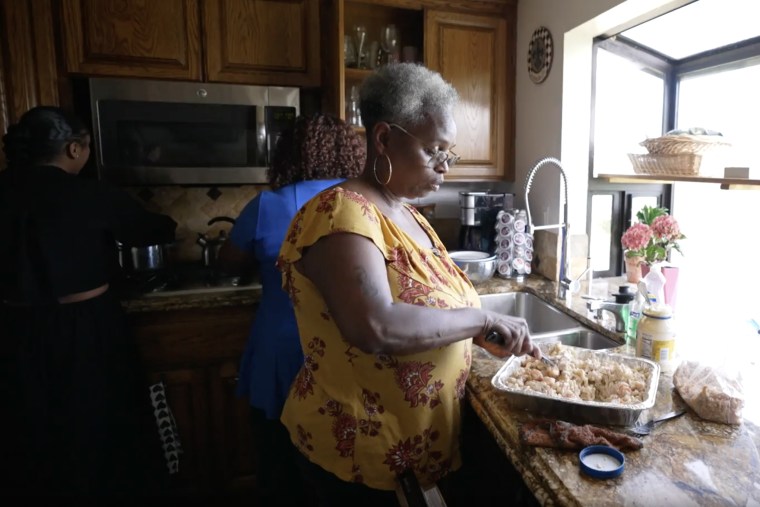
[524,157,572,301]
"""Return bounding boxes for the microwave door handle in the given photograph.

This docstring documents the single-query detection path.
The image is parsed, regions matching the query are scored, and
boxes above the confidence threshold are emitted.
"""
[258,112,267,167]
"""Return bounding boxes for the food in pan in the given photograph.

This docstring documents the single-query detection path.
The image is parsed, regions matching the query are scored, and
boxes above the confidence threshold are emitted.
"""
[503,343,651,405]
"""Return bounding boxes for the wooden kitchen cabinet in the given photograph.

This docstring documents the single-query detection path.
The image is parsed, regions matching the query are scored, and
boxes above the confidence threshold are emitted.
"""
[209,358,258,493]
[426,8,514,181]
[0,0,62,160]
[144,365,210,491]
[58,0,203,80]
[203,0,321,87]
[128,303,258,497]
[322,0,515,181]
[58,0,320,86]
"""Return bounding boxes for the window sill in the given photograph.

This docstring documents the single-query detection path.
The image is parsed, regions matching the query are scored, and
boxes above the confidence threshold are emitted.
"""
[597,173,760,190]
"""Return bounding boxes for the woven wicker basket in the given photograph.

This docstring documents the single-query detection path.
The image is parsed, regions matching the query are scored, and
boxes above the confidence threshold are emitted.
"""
[640,134,730,155]
[628,153,702,176]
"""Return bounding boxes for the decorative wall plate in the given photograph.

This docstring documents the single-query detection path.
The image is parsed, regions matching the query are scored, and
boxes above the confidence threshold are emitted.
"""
[528,26,553,84]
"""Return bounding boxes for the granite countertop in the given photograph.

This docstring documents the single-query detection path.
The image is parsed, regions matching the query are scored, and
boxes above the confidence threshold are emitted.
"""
[466,276,760,507]
[120,283,262,313]
[121,273,760,505]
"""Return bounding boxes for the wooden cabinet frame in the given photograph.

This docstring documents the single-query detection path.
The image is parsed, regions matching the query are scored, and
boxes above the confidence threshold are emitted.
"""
[57,0,320,86]
[426,8,513,181]
[129,304,258,496]
[203,0,321,86]
[59,0,203,80]
[322,0,516,181]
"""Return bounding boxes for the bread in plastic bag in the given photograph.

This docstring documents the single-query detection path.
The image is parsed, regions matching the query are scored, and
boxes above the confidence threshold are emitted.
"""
[673,360,744,425]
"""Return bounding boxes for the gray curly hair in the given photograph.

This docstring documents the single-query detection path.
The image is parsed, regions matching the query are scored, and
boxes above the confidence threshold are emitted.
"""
[359,63,459,133]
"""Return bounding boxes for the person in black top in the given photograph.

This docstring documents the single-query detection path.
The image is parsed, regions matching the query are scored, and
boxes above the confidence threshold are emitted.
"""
[0,106,177,497]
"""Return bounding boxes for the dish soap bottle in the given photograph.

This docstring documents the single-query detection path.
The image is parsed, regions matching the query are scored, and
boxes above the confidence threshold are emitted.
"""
[642,264,666,305]
[611,285,635,333]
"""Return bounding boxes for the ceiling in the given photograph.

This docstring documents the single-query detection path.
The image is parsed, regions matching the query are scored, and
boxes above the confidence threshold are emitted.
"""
[619,0,760,60]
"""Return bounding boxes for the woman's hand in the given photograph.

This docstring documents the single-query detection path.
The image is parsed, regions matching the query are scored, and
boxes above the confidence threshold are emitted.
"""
[473,313,542,359]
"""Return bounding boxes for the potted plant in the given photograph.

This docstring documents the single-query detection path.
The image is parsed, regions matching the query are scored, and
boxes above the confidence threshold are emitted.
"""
[621,205,685,284]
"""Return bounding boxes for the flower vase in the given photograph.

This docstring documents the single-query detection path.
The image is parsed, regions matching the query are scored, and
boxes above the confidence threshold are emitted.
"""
[624,256,643,283]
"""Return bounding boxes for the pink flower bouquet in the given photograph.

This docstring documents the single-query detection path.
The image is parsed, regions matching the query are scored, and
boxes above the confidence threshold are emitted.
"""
[621,206,685,265]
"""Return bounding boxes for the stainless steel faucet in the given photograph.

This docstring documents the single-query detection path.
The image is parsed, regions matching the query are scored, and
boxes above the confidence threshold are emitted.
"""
[524,157,571,301]
[586,300,628,333]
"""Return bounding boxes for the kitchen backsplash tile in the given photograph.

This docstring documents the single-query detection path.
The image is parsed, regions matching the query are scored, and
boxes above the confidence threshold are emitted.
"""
[125,185,263,263]
[125,181,518,265]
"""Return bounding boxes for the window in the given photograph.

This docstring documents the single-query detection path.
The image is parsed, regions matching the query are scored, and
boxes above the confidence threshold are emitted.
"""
[589,39,673,276]
[588,0,760,287]
[591,46,665,176]
[678,59,760,171]
[587,184,669,278]
[588,193,615,274]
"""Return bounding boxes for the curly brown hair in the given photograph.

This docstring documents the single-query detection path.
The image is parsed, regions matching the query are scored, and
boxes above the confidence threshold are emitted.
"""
[267,114,366,189]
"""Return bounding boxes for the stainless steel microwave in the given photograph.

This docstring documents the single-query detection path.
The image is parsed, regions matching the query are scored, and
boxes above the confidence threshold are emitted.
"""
[89,78,299,185]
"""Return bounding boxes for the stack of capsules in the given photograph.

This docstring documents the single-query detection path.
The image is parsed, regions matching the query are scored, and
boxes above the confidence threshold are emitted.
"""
[494,209,534,278]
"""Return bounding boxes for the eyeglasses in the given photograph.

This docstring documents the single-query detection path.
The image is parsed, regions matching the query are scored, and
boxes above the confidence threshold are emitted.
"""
[389,123,460,168]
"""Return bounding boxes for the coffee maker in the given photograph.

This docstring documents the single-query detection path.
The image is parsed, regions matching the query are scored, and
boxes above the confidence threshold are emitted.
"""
[458,192,514,251]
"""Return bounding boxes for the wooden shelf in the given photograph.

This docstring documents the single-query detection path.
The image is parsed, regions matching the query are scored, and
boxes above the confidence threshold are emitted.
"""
[597,173,760,190]
[344,67,373,80]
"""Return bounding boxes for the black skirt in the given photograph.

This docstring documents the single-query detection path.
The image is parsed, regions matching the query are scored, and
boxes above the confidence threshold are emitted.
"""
[0,290,166,496]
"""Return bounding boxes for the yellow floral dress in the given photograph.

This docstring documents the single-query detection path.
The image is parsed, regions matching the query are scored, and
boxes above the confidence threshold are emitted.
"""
[277,187,480,490]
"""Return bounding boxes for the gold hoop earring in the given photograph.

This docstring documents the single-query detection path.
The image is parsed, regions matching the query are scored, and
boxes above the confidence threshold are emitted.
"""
[373,154,392,185]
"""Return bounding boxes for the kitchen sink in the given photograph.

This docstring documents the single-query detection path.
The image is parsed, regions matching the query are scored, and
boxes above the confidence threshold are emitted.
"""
[479,292,620,350]
[479,292,583,336]
[533,329,620,350]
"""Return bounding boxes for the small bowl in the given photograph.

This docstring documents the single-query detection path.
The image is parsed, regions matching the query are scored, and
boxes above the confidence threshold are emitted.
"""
[449,250,496,282]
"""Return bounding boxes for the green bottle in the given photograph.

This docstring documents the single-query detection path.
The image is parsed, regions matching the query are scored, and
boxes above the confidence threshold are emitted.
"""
[627,290,646,348]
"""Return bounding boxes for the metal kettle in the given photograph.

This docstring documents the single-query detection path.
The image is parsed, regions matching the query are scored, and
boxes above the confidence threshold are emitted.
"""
[197,216,235,268]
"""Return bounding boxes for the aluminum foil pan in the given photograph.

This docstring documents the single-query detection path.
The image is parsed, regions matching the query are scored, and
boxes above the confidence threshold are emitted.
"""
[491,343,660,426]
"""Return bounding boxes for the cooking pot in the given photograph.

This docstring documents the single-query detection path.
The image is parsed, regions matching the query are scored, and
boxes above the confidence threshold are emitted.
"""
[117,241,173,272]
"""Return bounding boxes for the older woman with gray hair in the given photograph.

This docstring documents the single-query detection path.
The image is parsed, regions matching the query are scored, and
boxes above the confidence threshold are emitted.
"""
[277,63,541,505]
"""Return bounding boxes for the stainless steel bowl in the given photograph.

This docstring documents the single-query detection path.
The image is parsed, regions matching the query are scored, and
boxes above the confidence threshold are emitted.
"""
[449,250,496,282]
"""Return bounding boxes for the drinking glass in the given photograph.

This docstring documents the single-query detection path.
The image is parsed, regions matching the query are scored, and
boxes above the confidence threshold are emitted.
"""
[346,85,362,126]
[353,25,368,69]
[380,24,400,64]
[344,34,357,68]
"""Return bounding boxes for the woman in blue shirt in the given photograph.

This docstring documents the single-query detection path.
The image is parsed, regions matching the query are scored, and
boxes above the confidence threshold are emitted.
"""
[217,114,365,505]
